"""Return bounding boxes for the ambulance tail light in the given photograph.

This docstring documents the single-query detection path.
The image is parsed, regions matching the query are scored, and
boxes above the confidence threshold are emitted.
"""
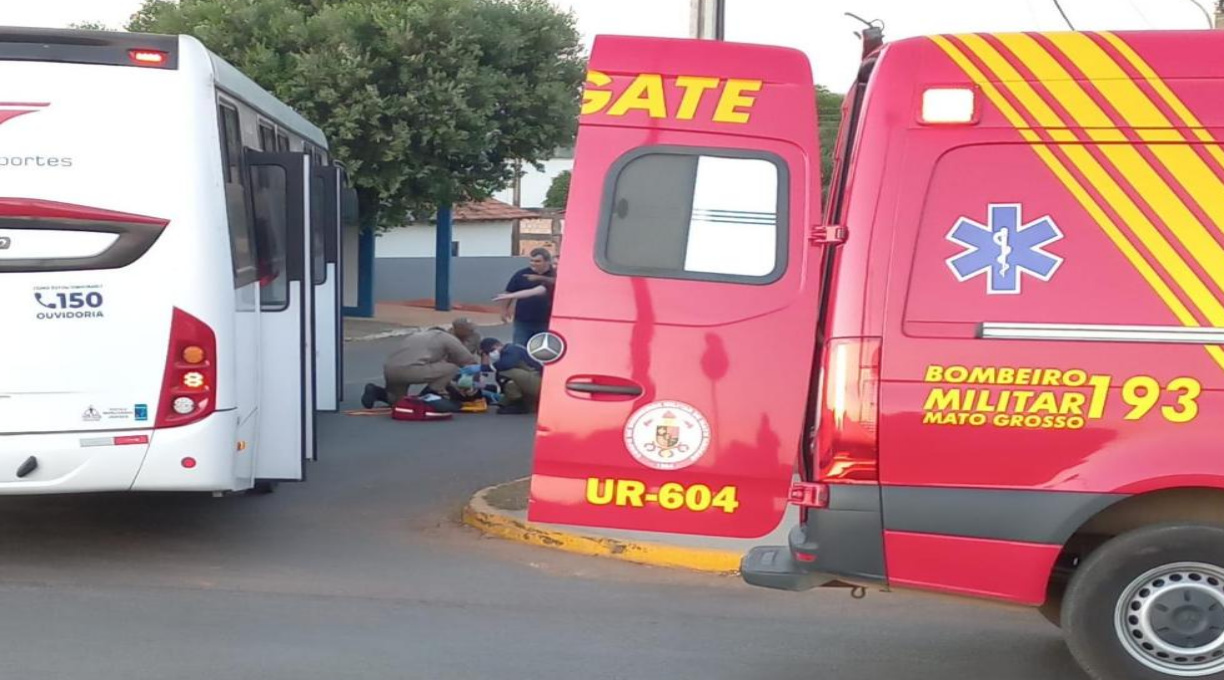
[815,337,881,483]
[155,308,217,428]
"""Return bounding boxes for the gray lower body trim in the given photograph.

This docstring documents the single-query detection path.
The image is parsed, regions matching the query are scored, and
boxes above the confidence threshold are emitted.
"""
[882,486,1123,545]
[793,484,886,583]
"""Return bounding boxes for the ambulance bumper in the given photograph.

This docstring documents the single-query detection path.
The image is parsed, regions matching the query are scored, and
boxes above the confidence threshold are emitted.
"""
[740,537,832,592]
[741,485,887,591]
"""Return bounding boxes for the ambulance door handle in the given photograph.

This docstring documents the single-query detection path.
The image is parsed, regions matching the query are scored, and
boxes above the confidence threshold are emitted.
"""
[565,376,643,400]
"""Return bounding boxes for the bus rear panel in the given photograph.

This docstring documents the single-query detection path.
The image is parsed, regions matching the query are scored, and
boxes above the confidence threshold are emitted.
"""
[0,30,239,493]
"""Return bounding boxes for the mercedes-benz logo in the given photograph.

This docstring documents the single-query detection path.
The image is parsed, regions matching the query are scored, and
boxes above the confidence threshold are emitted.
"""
[526,332,565,364]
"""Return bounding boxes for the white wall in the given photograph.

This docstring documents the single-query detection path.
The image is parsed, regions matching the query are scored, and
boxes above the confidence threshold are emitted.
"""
[495,158,575,209]
[375,221,513,258]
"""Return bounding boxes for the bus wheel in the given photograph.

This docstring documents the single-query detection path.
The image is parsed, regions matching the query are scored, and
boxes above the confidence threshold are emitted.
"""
[1063,524,1224,680]
[250,481,278,495]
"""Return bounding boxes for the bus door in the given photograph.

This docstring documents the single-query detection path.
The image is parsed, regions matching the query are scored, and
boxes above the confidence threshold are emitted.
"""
[527,36,826,538]
[247,151,316,480]
[338,168,359,402]
[311,165,342,411]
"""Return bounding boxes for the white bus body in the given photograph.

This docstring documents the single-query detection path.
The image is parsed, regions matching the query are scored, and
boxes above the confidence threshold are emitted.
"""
[0,28,350,494]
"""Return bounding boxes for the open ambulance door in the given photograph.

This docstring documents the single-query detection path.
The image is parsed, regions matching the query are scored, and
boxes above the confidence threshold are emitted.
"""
[528,36,826,538]
[248,151,316,481]
[311,164,342,412]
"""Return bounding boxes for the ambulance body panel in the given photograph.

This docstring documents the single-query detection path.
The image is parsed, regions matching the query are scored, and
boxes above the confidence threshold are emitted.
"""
[532,28,1224,680]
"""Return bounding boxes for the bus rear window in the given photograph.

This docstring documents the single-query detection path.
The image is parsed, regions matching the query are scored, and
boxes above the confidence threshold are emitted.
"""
[0,199,167,273]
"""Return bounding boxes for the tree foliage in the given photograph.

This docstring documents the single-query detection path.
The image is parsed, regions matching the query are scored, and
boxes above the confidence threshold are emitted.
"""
[128,0,584,228]
[543,169,570,210]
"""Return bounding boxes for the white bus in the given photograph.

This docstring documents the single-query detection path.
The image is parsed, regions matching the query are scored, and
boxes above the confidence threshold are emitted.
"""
[0,27,353,494]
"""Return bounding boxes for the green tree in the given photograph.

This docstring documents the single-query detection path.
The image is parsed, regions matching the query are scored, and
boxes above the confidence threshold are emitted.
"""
[816,84,845,204]
[543,169,571,210]
[128,0,584,229]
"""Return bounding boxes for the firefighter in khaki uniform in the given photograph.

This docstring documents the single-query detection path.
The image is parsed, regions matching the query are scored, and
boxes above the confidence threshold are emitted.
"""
[361,324,479,408]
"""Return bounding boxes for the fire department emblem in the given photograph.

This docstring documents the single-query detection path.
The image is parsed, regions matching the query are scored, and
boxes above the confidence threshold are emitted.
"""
[946,203,1064,294]
[623,400,711,471]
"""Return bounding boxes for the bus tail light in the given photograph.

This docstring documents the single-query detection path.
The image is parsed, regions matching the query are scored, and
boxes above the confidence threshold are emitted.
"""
[156,308,217,428]
[815,337,882,483]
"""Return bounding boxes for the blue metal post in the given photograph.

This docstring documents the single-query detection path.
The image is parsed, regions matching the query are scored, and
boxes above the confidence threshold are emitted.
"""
[435,204,453,311]
[356,226,375,317]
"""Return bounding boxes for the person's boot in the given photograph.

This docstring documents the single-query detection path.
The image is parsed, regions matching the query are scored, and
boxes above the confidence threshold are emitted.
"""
[497,402,528,415]
[362,383,380,409]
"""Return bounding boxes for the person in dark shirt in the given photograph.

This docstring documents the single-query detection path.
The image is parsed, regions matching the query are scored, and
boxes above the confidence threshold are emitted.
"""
[500,248,555,346]
[479,337,542,414]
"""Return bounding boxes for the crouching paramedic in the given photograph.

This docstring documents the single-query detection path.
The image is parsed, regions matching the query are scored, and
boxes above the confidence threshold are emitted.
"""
[362,326,478,408]
[479,338,543,414]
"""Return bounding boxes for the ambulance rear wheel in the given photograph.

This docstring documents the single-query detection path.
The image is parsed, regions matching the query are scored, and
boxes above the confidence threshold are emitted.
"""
[1063,523,1224,679]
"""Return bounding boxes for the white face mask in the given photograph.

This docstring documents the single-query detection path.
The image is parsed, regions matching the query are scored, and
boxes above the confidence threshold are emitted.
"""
[487,350,501,364]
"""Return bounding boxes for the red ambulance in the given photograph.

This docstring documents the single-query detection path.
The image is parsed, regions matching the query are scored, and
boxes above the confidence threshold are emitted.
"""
[527,27,1224,680]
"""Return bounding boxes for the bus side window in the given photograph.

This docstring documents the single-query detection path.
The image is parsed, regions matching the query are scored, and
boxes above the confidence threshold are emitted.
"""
[276,131,290,152]
[258,121,276,152]
[341,184,359,229]
[310,170,326,286]
[219,103,258,288]
[250,165,290,311]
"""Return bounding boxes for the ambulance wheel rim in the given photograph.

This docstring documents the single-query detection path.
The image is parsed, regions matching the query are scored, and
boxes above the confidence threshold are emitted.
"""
[1115,562,1224,676]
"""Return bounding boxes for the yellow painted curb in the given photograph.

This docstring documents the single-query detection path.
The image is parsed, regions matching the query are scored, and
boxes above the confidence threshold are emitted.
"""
[463,481,742,574]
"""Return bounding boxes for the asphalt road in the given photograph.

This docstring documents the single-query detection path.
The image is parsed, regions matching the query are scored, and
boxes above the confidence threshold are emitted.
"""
[0,338,1087,680]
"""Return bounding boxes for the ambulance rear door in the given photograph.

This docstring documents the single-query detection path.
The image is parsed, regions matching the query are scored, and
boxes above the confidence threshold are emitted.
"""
[528,36,826,538]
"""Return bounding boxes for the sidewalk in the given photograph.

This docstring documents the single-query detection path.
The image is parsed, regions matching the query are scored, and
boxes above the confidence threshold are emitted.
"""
[464,478,797,573]
[344,301,505,342]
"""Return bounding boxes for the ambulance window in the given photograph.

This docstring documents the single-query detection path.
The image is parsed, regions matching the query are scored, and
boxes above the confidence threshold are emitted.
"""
[219,103,257,288]
[598,149,786,283]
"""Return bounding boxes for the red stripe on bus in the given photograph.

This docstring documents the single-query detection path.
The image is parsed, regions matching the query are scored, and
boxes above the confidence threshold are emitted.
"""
[0,198,168,226]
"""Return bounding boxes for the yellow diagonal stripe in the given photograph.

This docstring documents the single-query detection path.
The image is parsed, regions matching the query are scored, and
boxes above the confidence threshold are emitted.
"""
[1046,33,1224,249]
[1098,31,1224,173]
[960,34,1224,326]
[929,35,1195,330]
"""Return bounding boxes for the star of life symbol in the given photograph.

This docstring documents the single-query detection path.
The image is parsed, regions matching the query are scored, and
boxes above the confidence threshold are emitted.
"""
[946,203,1064,294]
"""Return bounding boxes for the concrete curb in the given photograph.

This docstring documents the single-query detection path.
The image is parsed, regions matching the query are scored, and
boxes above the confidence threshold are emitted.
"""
[462,480,742,574]
[343,327,418,343]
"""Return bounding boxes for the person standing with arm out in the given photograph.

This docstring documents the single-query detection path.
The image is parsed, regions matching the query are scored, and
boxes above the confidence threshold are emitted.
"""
[500,248,555,346]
